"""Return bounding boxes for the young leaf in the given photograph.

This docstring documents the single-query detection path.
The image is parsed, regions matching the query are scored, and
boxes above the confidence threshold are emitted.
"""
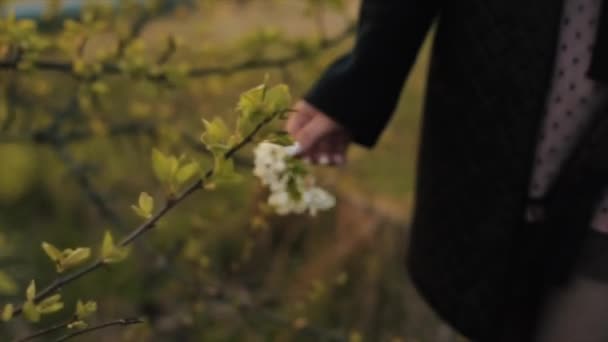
[75,300,97,320]
[68,320,88,329]
[201,118,230,148]
[2,304,13,322]
[26,280,36,302]
[59,248,91,272]
[22,301,40,322]
[139,192,154,214]
[152,149,172,184]
[103,246,130,264]
[236,84,265,118]
[41,242,62,262]
[37,294,64,314]
[100,231,130,264]
[176,162,200,185]
[101,231,114,260]
[265,84,292,113]
[132,192,154,219]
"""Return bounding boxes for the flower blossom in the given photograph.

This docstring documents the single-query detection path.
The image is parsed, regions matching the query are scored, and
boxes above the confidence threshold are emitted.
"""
[253,141,336,216]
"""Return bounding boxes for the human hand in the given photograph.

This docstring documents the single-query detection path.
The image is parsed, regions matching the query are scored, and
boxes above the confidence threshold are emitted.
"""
[285,100,352,166]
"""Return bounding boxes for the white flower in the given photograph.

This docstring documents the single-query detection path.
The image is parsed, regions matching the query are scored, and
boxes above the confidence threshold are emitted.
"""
[267,190,307,215]
[302,187,336,216]
[253,141,336,217]
[283,142,301,157]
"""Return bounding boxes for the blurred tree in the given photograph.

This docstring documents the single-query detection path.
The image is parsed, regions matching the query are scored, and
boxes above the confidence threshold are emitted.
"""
[0,0,372,341]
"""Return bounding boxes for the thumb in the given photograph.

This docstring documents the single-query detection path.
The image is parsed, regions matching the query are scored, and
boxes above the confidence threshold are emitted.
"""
[293,115,337,153]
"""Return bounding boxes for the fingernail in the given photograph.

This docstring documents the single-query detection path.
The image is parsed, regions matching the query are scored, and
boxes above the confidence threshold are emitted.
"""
[284,142,301,157]
[318,155,330,165]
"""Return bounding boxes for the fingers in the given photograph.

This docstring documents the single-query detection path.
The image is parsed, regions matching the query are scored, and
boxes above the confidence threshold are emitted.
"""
[285,101,315,135]
[315,139,333,165]
[292,114,338,153]
[305,132,349,166]
[331,134,348,165]
[285,100,351,166]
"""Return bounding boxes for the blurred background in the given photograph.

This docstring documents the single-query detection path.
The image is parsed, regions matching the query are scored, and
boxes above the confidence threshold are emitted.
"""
[0,0,466,341]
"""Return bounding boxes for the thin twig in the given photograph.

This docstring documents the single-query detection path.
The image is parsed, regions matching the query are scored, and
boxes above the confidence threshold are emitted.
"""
[0,120,156,145]
[13,319,72,342]
[53,318,144,342]
[115,10,153,58]
[156,35,177,65]
[55,146,126,231]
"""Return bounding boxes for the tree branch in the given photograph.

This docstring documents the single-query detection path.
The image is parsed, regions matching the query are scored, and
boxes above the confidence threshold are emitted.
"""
[55,146,127,231]
[7,107,284,319]
[0,23,355,80]
[53,318,143,342]
[13,319,72,342]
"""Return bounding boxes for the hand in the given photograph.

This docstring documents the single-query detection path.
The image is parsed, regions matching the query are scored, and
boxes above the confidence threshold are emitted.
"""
[285,100,352,166]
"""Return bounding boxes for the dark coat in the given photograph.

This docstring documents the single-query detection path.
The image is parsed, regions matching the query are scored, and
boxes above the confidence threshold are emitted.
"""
[305,0,608,340]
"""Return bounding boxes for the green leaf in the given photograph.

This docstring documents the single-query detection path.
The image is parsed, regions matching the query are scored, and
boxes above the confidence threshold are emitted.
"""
[75,300,97,320]
[236,84,265,118]
[265,84,292,113]
[168,155,180,177]
[139,192,154,214]
[176,162,200,185]
[132,192,154,219]
[41,242,62,262]
[101,231,114,260]
[201,118,231,149]
[100,231,130,264]
[59,248,91,272]
[41,243,91,273]
[68,320,88,329]
[0,271,17,295]
[37,294,63,314]
[2,304,13,322]
[26,280,36,302]
[22,301,40,322]
[151,149,172,184]
[103,246,130,264]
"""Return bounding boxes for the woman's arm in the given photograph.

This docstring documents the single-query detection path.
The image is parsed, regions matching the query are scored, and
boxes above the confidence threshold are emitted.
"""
[304,0,441,147]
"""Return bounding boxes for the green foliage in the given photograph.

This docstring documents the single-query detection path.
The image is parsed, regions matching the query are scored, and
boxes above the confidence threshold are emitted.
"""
[68,299,98,329]
[75,300,97,320]
[41,242,91,273]
[152,149,200,194]
[201,117,232,154]
[236,83,292,138]
[131,192,155,219]
[21,281,64,322]
[100,231,130,264]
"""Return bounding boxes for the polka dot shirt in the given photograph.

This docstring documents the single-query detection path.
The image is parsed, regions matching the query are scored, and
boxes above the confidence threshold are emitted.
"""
[527,0,608,232]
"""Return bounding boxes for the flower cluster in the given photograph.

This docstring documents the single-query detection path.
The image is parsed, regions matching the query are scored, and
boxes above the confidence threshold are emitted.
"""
[253,142,336,216]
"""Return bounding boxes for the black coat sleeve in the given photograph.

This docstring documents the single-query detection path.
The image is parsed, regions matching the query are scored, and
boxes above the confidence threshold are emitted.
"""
[304,0,440,147]
[588,1,608,81]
